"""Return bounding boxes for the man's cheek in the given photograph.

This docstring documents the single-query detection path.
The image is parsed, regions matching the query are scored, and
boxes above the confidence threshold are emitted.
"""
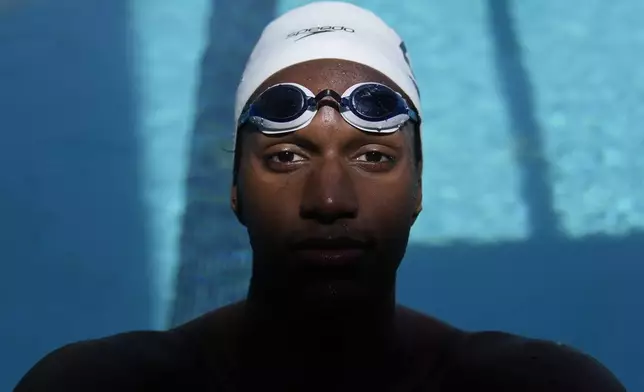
[371,192,415,220]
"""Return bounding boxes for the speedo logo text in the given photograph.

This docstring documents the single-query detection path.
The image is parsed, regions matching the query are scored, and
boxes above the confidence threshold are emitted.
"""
[287,26,355,41]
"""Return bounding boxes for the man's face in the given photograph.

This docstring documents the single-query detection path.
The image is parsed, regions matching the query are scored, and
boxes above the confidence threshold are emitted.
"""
[232,59,422,304]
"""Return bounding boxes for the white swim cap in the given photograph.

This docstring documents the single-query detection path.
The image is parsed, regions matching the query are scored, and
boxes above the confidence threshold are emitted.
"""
[234,1,421,126]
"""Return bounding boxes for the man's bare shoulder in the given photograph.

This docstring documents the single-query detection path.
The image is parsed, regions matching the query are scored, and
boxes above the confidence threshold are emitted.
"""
[14,330,198,392]
[394,308,625,391]
[441,330,626,391]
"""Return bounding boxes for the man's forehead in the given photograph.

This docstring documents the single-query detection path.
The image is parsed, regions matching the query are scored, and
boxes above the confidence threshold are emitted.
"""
[250,59,400,98]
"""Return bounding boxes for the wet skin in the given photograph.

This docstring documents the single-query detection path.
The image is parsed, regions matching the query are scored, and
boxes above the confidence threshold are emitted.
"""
[14,59,626,391]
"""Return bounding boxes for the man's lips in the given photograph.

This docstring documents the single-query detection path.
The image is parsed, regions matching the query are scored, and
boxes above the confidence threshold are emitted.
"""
[290,237,370,266]
[293,248,366,266]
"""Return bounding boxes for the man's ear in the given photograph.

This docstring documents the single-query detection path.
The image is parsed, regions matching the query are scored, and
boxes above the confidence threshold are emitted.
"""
[412,161,423,223]
[230,184,244,225]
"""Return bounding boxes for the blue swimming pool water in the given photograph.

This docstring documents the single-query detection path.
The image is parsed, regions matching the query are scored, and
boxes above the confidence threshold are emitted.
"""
[1,0,642,390]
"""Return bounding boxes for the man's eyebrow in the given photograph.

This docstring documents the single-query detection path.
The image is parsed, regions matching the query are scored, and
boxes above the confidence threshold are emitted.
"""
[254,133,321,153]
[248,125,409,154]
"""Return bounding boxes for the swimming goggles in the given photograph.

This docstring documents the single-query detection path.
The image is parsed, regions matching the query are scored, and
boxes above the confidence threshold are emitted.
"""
[237,82,419,135]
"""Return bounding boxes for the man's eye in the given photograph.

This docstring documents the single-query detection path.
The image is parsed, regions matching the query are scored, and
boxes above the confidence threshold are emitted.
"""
[268,150,305,163]
[355,151,394,163]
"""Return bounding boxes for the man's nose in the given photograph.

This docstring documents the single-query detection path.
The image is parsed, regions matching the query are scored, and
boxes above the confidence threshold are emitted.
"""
[299,157,358,224]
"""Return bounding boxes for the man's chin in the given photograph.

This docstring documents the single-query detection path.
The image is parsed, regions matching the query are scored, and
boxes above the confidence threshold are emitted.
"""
[297,279,374,310]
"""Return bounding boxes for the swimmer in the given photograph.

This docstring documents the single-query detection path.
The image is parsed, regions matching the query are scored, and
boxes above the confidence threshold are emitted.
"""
[15,2,625,391]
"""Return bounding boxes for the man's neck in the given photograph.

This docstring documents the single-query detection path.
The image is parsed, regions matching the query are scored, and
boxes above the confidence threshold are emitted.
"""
[241,276,398,365]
